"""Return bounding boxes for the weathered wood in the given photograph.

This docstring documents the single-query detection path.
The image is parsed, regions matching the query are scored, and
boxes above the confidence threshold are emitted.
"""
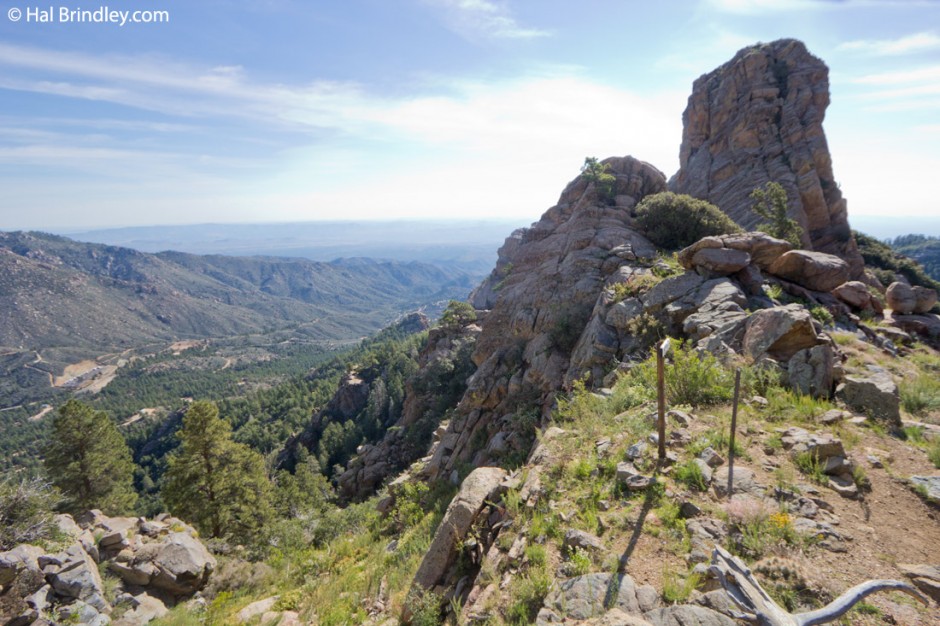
[709,545,929,626]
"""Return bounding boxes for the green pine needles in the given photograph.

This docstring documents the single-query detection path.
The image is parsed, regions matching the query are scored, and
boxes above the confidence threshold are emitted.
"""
[750,182,804,248]
[162,400,273,543]
[44,399,137,515]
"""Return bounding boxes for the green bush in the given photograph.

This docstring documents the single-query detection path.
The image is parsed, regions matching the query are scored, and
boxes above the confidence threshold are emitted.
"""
[631,340,733,406]
[635,192,742,250]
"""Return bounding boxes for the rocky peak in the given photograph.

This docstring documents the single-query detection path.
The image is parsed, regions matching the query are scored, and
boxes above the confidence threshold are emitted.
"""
[669,38,864,277]
[424,156,666,479]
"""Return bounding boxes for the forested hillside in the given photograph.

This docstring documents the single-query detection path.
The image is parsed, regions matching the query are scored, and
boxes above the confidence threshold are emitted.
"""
[889,234,940,283]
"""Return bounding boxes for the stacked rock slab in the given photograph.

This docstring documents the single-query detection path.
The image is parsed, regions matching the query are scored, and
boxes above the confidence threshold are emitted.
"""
[669,39,864,278]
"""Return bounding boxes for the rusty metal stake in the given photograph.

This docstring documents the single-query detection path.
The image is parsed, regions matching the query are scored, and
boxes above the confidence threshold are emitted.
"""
[657,338,671,462]
[726,368,741,497]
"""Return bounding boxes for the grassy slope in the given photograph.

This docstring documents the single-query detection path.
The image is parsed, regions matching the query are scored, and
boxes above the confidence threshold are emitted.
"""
[152,335,940,626]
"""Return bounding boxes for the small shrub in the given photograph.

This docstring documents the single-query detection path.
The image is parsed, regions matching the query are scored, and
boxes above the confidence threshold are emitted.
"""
[566,547,593,576]
[390,481,430,530]
[611,273,659,301]
[928,439,940,469]
[794,452,827,485]
[581,157,617,204]
[675,460,707,492]
[524,543,547,567]
[724,498,795,559]
[0,478,60,551]
[635,192,742,250]
[750,182,804,248]
[900,374,940,416]
[625,313,664,346]
[662,567,702,603]
[810,306,834,327]
[765,283,784,301]
[406,589,443,626]
[741,362,785,397]
[506,565,552,625]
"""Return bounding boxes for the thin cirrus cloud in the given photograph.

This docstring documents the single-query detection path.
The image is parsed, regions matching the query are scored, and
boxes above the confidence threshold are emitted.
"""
[423,0,550,40]
[704,0,827,14]
[838,32,940,56]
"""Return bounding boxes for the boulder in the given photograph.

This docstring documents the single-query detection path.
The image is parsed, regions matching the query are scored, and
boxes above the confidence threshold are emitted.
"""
[539,572,644,620]
[743,304,819,361]
[909,476,940,505]
[678,233,791,272]
[112,531,215,595]
[898,564,940,604]
[886,282,917,314]
[113,592,169,626]
[644,605,735,626]
[786,344,834,397]
[767,250,850,293]
[0,544,44,587]
[563,529,605,554]
[411,467,506,591]
[832,281,872,310]
[913,286,938,313]
[47,543,110,613]
[148,532,216,595]
[712,466,765,499]
[836,366,901,426]
[669,39,864,276]
[236,596,280,623]
[688,247,751,276]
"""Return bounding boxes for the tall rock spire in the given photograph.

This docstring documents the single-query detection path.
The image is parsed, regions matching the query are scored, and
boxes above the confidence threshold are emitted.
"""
[669,38,864,277]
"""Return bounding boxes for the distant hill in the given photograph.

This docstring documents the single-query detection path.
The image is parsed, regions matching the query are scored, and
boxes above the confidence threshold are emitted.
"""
[60,220,525,275]
[853,231,940,291]
[888,234,940,283]
[0,231,478,405]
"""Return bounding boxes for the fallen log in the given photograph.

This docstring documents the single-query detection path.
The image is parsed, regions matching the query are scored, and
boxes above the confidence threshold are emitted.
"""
[709,545,929,625]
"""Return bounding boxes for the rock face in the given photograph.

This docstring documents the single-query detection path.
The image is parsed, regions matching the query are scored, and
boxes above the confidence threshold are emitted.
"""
[423,156,666,480]
[336,317,480,500]
[669,39,864,277]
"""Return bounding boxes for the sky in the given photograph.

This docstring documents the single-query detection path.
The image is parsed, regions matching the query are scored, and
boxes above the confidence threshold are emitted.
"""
[0,0,938,232]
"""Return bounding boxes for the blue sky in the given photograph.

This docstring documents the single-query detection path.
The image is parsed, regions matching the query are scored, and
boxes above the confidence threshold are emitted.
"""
[0,0,938,231]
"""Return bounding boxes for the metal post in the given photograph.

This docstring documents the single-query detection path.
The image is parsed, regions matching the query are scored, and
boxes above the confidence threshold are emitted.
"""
[726,368,741,497]
[657,338,670,462]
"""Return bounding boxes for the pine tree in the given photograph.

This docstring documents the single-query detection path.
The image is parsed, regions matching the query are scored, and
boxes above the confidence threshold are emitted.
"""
[162,401,273,543]
[44,400,138,515]
[750,182,804,248]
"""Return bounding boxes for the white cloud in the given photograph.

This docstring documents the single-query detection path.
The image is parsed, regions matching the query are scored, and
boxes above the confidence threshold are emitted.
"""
[838,32,940,56]
[423,0,550,40]
[851,64,940,86]
[0,41,686,227]
[705,0,825,14]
